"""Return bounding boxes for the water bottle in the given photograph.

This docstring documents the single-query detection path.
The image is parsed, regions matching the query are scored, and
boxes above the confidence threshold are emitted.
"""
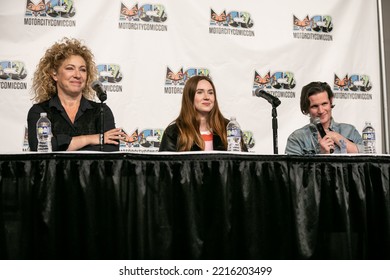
[362,121,376,154]
[36,112,52,152]
[226,116,242,152]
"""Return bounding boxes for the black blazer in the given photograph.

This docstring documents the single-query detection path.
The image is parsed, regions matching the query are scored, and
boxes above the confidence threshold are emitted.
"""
[159,122,248,152]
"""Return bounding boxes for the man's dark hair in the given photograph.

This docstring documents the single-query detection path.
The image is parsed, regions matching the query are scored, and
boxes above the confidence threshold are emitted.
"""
[300,81,334,115]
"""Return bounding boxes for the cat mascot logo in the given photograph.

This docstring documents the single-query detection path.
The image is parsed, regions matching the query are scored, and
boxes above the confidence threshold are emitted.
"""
[120,2,167,22]
[210,9,254,28]
[0,61,27,80]
[25,0,76,18]
[334,74,372,92]
[120,128,164,151]
[293,15,333,32]
[253,71,296,90]
[164,67,210,91]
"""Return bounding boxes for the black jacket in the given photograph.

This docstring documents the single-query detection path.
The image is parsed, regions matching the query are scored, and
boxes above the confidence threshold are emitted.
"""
[27,95,118,151]
[159,122,248,152]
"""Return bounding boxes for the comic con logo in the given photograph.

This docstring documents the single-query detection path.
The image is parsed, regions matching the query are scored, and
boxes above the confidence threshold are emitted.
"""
[164,67,210,94]
[97,64,123,92]
[119,128,163,152]
[0,61,28,90]
[118,2,168,31]
[293,15,333,41]
[252,70,296,99]
[209,9,255,37]
[333,74,373,100]
[24,0,76,26]
[243,131,255,150]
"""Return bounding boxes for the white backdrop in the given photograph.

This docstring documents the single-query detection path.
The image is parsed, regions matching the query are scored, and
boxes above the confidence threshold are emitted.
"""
[0,0,383,153]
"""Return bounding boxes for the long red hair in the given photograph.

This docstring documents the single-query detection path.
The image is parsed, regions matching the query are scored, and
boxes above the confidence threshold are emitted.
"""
[175,75,227,151]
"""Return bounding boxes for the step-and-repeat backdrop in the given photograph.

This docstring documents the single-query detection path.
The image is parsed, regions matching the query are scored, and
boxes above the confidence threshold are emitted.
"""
[0,0,382,153]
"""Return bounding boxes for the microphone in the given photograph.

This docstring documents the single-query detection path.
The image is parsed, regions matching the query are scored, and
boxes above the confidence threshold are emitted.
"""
[254,88,281,107]
[312,117,334,153]
[91,80,107,102]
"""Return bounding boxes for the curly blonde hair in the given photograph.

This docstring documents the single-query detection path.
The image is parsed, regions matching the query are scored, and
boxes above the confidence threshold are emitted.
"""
[31,37,98,103]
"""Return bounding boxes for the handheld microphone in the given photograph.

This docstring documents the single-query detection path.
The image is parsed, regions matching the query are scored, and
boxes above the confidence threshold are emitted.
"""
[91,80,107,102]
[312,117,334,153]
[254,88,281,107]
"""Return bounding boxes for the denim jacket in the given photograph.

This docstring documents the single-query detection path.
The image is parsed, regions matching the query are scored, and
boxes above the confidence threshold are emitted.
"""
[285,118,363,155]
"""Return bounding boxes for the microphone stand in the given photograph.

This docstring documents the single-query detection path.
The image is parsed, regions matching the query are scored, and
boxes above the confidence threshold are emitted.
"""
[254,89,281,154]
[97,91,107,152]
[99,101,104,151]
[271,106,278,154]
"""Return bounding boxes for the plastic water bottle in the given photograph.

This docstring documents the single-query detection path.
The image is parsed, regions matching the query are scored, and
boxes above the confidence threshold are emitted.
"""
[36,112,52,152]
[362,121,376,154]
[226,116,242,152]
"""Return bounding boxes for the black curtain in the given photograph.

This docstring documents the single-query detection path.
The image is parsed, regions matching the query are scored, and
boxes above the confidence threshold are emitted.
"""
[1,153,389,259]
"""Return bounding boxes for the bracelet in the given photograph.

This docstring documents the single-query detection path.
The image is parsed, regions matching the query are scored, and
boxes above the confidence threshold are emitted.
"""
[99,133,104,145]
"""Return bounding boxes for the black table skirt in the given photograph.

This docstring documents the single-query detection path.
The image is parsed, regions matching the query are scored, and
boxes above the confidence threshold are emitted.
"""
[1,153,389,259]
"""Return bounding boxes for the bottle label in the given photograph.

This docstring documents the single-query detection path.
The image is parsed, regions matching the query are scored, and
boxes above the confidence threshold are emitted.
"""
[227,128,240,137]
[38,126,51,135]
[38,124,51,139]
[362,132,375,141]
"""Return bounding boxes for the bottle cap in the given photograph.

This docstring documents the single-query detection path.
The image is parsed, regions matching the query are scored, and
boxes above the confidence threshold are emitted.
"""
[40,112,47,117]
